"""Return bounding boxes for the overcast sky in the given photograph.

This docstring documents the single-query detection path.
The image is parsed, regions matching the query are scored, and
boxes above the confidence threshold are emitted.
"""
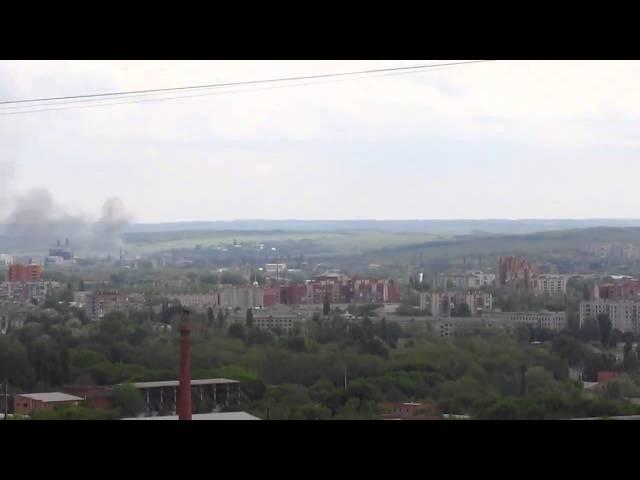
[1,60,639,223]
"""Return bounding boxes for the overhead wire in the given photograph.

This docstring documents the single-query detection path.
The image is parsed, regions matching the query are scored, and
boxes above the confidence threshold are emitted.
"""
[0,66,470,116]
[0,60,494,108]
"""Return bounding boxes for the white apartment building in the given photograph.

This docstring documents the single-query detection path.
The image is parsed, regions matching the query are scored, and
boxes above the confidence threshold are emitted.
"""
[265,263,287,274]
[170,286,265,312]
[0,254,13,266]
[533,274,567,296]
[580,300,640,334]
[170,293,218,311]
[431,311,566,337]
[0,281,51,303]
[435,271,495,290]
[252,313,303,333]
[430,291,493,317]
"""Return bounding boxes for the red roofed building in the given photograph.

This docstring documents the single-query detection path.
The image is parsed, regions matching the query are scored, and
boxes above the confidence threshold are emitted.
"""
[381,402,441,420]
[14,392,83,414]
[597,370,622,385]
[63,385,114,410]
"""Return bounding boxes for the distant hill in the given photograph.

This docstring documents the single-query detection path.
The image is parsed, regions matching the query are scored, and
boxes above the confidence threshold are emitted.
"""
[124,219,640,235]
[353,226,640,267]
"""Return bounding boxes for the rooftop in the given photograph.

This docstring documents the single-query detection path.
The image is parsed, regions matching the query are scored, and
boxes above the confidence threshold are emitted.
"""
[16,392,83,403]
[131,378,239,389]
[123,412,260,421]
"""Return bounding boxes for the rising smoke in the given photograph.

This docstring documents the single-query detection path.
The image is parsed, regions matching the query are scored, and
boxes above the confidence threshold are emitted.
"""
[0,187,132,255]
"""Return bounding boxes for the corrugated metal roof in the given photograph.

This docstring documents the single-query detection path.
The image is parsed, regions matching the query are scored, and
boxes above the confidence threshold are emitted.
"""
[131,378,240,389]
[17,392,83,403]
[123,412,260,420]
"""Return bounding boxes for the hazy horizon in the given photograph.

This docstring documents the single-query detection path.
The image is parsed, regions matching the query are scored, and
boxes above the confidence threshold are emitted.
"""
[3,60,640,224]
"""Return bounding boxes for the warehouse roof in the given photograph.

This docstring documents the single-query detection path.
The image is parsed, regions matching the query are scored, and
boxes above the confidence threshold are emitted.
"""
[123,412,260,420]
[130,378,239,389]
[16,392,83,403]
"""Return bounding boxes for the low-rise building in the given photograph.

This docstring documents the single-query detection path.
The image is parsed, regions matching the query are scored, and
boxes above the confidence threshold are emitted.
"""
[430,311,566,337]
[63,385,114,410]
[123,411,260,420]
[381,401,441,420]
[130,378,241,416]
[13,392,83,414]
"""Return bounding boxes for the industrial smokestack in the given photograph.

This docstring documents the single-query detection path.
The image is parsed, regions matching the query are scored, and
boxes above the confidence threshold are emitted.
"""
[178,309,192,421]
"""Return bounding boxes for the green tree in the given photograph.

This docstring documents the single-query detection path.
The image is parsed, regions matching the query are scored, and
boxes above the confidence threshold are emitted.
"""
[246,308,254,328]
[31,406,120,420]
[112,383,146,417]
[480,398,520,420]
[0,336,35,388]
[605,379,624,400]
[624,340,638,371]
[228,322,247,341]
[323,294,331,316]
[552,335,587,367]
[455,302,472,317]
[579,317,601,343]
[514,324,531,344]
[216,309,225,328]
[597,314,613,346]
[287,336,307,353]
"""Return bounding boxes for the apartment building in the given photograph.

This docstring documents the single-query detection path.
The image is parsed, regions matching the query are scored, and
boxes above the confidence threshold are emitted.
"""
[430,291,493,317]
[169,293,218,311]
[436,271,495,290]
[170,286,265,312]
[0,302,37,334]
[0,281,52,303]
[252,312,303,333]
[89,291,146,320]
[496,256,538,289]
[6,264,43,283]
[580,300,640,334]
[594,280,640,300]
[533,274,568,296]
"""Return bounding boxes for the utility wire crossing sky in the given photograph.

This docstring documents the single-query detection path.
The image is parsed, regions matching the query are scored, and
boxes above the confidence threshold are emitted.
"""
[1,60,639,223]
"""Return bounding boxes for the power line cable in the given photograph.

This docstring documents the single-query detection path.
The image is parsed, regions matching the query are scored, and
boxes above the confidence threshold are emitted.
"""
[0,62,494,116]
[1,64,455,113]
[0,60,494,107]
